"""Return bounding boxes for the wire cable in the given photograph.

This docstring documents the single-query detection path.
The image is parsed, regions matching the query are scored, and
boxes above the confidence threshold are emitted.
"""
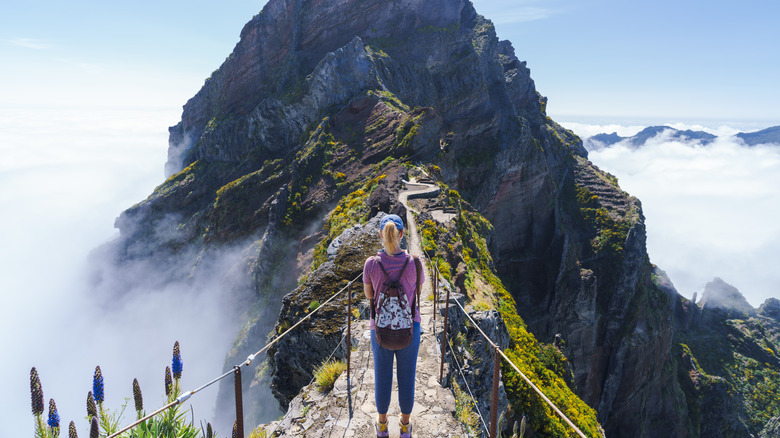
[449,295,589,438]
[446,336,490,436]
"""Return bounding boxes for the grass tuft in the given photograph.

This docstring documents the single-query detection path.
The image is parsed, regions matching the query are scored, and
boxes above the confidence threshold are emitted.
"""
[314,360,347,392]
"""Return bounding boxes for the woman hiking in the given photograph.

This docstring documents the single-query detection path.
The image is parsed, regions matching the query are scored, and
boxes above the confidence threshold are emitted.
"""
[363,213,423,438]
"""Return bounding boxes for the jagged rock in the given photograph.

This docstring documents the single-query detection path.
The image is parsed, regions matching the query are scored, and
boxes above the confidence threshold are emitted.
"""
[699,277,756,319]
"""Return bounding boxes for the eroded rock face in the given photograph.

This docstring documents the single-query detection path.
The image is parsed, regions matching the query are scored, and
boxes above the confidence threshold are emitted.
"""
[485,151,690,436]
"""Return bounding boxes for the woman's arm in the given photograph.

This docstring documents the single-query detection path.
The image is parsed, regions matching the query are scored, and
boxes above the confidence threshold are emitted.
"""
[364,282,374,301]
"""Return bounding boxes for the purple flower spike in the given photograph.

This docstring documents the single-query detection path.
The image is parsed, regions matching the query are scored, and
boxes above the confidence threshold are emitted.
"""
[92,366,104,404]
[86,391,97,418]
[172,341,183,379]
[47,398,60,431]
[132,378,143,413]
[164,366,173,396]
[89,416,99,438]
[30,367,44,416]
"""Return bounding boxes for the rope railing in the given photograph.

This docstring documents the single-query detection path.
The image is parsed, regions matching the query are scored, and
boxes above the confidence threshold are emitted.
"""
[423,249,589,438]
[108,271,364,438]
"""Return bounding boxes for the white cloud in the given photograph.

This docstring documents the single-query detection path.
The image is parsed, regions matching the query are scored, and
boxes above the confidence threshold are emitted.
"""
[6,37,54,50]
[559,121,646,138]
[0,108,262,438]
[582,124,780,307]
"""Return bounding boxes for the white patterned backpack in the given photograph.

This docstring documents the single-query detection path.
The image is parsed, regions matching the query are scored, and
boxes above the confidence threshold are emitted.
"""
[371,254,422,350]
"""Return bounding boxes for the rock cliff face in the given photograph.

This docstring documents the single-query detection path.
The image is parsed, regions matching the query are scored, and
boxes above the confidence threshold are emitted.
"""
[91,0,778,435]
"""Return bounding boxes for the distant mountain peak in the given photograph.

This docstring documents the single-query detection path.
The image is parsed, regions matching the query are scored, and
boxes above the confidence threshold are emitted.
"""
[584,125,716,150]
[736,125,780,146]
[584,124,780,151]
[699,277,756,317]
[759,297,780,320]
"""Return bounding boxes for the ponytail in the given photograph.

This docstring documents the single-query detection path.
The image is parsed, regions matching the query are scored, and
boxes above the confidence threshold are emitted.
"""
[381,221,402,254]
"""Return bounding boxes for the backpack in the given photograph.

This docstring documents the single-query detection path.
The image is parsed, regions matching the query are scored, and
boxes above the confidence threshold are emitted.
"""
[370,254,422,350]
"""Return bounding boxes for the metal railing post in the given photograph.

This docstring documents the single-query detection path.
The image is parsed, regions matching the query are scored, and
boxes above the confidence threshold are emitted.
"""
[439,277,451,385]
[234,366,244,438]
[347,282,352,381]
[433,258,438,320]
[490,346,500,438]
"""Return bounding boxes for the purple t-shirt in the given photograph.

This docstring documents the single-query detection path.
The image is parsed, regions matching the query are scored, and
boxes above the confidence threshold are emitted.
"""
[363,250,424,329]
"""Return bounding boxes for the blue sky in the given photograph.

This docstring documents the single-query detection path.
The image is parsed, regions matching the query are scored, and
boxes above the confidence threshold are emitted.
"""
[2,0,779,122]
[472,0,780,122]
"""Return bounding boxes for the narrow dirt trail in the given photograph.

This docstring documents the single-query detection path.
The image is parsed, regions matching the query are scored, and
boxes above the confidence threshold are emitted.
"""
[263,177,468,437]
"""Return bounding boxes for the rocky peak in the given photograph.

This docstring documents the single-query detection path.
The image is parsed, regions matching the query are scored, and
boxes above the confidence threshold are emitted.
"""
[759,297,780,320]
[699,277,756,318]
[166,0,479,175]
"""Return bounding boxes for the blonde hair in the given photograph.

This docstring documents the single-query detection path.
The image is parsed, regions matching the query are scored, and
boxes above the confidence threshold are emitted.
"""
[381,221,402,254]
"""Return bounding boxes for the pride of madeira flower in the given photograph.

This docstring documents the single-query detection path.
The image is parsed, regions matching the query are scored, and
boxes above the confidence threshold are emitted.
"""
[86,391,97,419]
[69,421,78,438]
[89,416,99,438]
[132,378,143,415]
[47,398,60,433]
[92,366,104,405]
[172,341,183,379]
[165,366,173,397]
[30,367,44,416]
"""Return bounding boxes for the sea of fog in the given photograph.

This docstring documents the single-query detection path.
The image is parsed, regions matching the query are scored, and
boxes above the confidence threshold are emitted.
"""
[0,107,243,437]
[2,108,778,437]
[560,118,780,308]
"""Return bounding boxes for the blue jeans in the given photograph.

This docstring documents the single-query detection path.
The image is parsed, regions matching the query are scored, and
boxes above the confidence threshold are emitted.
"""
[371,322,421,415]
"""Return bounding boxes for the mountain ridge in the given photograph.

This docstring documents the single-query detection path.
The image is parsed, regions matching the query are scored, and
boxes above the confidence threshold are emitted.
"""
[584,124,780,151]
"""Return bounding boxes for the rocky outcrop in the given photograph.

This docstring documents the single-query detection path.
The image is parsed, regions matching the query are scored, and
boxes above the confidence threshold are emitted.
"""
[759,298,780,320]
[699,277,757,319]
